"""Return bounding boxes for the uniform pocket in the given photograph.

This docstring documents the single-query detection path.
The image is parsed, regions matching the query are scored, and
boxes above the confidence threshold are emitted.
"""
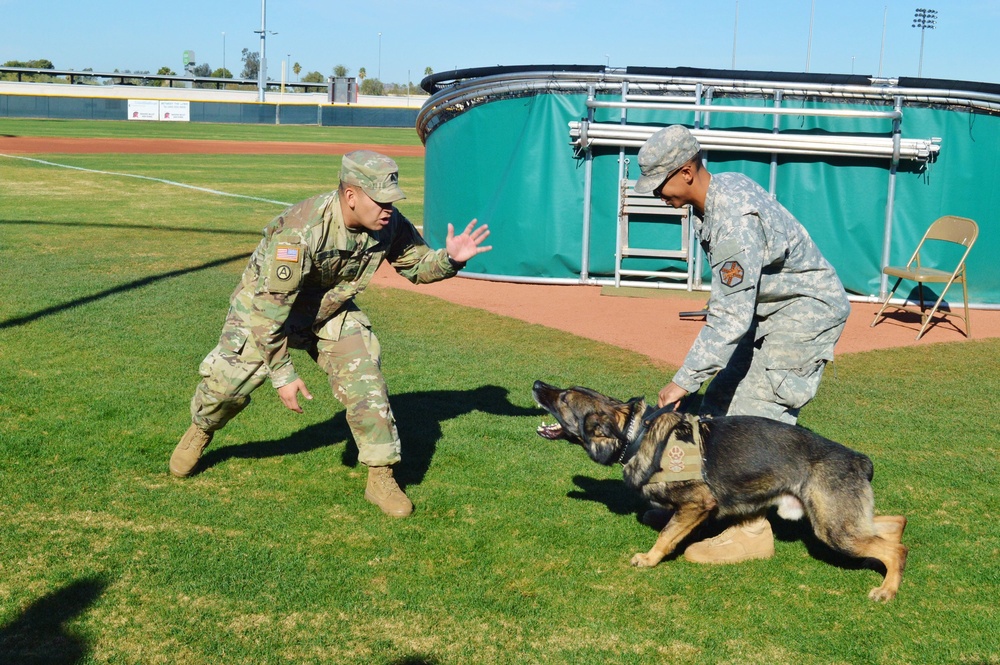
[764,360,824,409]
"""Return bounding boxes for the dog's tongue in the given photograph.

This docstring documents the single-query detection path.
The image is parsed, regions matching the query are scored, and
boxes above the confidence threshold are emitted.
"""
[536,422,564,439]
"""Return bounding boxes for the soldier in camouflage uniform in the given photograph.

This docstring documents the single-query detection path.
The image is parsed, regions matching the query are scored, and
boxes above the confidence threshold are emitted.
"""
[634,125,851,563]
[169,150,492,517]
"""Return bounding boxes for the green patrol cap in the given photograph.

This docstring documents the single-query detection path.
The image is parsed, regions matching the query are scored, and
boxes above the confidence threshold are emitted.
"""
[340,150,406,203]
[634,125,701,195]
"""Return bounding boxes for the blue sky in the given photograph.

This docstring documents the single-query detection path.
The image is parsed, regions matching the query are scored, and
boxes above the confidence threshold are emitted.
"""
[2,0,997,87]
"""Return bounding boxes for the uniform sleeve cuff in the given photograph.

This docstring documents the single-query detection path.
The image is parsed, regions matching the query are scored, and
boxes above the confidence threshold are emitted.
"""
[270,365,299,389]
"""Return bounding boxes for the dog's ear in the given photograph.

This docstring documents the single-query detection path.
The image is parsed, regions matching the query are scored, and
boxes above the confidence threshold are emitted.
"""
[580,412,624,465]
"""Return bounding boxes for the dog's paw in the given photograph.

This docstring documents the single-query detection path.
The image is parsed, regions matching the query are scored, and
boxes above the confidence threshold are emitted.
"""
[868,586,897,602]
[630,552,658,568]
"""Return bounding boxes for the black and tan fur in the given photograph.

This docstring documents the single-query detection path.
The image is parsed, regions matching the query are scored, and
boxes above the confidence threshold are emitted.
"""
[532,381,908,602]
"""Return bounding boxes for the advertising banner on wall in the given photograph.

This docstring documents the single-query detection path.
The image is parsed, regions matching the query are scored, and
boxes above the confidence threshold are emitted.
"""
[127,99,159,121]
[127,100,191,121]
[159,100,190,121]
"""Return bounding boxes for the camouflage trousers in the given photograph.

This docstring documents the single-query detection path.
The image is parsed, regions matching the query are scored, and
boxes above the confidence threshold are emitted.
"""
[700,320,846,425]
[189,316,401,467]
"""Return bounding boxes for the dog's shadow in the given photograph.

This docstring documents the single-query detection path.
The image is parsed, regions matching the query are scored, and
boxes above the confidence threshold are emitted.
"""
[199,384,538,487]
[567,483,892,571]
[567,476,643,516]
[770,515,881,571]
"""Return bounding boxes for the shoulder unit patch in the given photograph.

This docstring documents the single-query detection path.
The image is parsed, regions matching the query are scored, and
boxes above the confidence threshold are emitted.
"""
[719,260,744,288]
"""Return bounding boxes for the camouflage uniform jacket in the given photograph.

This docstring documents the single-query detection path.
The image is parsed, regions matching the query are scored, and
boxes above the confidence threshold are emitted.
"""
[225,190,459,388]
[672,172,851,393]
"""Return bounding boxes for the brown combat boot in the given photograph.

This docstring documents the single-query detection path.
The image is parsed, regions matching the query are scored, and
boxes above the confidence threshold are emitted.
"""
[169,424,213,478]
[683,516,775,564]
[365,465,413,517]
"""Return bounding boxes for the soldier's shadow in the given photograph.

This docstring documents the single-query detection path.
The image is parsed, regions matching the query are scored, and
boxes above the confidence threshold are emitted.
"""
[200,384,538,487]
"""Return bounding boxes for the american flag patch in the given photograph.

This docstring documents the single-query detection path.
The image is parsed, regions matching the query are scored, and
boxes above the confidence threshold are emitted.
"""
[276,245,300,262]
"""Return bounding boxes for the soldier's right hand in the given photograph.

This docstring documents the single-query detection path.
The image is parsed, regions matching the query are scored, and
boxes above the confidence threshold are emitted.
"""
[277,378,313,413]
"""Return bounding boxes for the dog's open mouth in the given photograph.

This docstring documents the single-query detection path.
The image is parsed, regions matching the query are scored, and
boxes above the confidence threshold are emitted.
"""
[536,421,564,439]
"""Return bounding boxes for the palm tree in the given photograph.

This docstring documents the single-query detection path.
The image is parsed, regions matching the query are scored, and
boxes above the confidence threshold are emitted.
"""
[358,67,366,81]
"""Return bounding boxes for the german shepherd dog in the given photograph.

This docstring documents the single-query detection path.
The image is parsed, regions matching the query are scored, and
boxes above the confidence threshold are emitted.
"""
[532,381,908,602]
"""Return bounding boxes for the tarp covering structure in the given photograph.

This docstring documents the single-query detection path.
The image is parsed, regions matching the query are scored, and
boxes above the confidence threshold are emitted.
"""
[417,66,1000,306]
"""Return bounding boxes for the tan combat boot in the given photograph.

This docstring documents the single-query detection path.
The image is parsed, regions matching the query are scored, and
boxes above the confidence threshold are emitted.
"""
[683,516,775,564]
[365,465,414,517]
[169,424,213,478]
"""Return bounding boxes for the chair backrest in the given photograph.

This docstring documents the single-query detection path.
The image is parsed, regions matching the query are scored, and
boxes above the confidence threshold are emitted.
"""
[908,215,979,274]
[925,215,979,248]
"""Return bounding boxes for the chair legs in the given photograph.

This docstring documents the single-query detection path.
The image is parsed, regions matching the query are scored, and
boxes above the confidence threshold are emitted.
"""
[870,278,903,329]
[871,275,971,340]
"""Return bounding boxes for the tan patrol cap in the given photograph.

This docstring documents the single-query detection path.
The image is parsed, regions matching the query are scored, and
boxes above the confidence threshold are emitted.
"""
[340,150,406,203]
[634,125,701,195]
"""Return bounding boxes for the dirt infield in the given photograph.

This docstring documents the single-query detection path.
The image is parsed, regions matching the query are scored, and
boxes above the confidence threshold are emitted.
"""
[0,136,425,157]
[7,133,997,363]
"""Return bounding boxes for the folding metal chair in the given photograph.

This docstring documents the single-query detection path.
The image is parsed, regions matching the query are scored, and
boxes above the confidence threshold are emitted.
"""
[871,215,978,340]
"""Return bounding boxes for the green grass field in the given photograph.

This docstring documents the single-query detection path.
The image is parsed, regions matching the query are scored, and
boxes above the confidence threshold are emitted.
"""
[1,119,999,664]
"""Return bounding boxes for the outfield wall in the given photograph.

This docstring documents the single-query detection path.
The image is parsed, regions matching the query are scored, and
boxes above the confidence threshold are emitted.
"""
[417,66,1000,307]
[0,81,422,127]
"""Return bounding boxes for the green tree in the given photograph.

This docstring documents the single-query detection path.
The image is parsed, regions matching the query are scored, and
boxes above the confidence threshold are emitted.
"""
[301,71,325,83]
[153,66,176,87]
[241,48,260,79]
[293,62,301,80]
[359,77,383,95]
[424,66,433,76]
[358,67,366,81]
[333,64,349,77]
[3,59,56,69]
[211,68,233,79]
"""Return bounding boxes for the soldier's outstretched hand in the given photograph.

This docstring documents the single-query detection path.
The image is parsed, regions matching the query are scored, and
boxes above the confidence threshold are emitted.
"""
[446,219,492,264]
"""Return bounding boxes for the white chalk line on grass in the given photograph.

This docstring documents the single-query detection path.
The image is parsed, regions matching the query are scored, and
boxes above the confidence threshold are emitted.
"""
[1,153,293,207]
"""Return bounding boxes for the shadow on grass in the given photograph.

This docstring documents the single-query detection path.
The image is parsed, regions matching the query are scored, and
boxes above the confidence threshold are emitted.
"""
[567,476,642,516]
[0,575,108,664]
[565,480,897,573]
[200,385,538,487]
[0,249,251,330]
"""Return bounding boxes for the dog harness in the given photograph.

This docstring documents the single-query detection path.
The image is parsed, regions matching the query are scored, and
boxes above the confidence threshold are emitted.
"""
[619,405,705,483]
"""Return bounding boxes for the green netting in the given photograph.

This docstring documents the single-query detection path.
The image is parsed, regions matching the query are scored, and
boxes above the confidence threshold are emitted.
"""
[423,92,999,303]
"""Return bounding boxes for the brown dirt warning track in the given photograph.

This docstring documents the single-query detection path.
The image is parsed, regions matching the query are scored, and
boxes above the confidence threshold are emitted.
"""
[6,133,998,366]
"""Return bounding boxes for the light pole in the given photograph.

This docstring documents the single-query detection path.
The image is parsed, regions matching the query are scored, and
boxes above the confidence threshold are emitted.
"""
[378,32,382,81]
[222,32,226,77]
[732,0,739,69]
[912,8,937,78]
[805,0,815,72]
[878,6,887,78]
[254,0,278,102]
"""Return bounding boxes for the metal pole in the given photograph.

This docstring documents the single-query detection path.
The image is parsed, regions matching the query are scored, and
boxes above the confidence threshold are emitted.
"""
[806,0,815,73]
[222,32,225,77]
[732,0,739,69]
[879,96,903,299]
[581,86,597,283]
[912,8,937,78]
[878,6,887,78]
[258,0,266,102]
[378,32,382,81]
[918,28,926,77]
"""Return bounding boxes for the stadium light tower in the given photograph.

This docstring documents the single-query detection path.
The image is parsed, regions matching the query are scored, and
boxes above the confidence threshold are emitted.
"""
[912,8,938,78]
[255,0,278,101]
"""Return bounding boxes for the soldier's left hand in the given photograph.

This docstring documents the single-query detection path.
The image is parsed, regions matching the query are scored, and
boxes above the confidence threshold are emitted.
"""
[446,219,492,264]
